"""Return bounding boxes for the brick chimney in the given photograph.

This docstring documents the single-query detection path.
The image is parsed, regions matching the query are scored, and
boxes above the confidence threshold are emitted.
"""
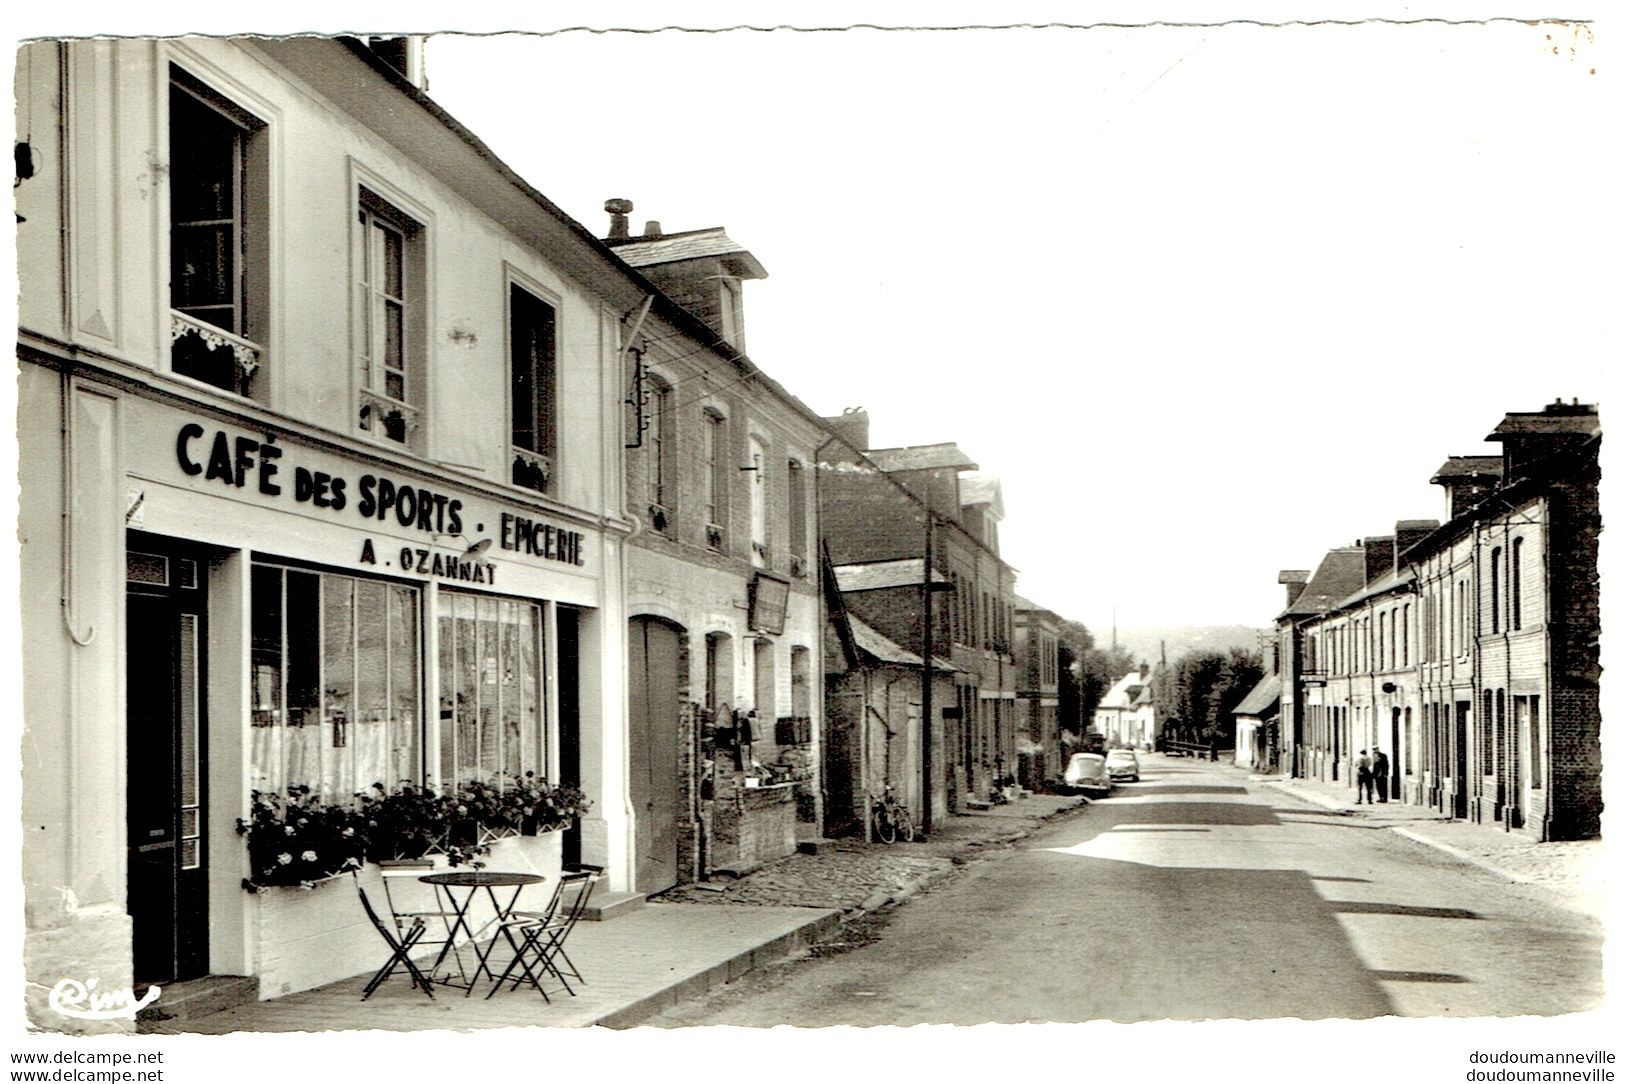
[1488,400,1600,484]
[1393,520,1440,568]
[821,407,871,452]
[1363,536,1394,583]
[1278,570,1310,608]
[604,197,633,240]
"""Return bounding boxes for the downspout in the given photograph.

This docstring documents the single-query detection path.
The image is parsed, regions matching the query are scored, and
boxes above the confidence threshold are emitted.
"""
[60,371,96,646]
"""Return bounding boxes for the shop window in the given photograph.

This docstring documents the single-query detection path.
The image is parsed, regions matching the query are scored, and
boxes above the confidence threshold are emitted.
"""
[356,188,426,448]
[168,69,268,397]
[250,566,420,802]
[437,590,545,786]
[510,283,557,494]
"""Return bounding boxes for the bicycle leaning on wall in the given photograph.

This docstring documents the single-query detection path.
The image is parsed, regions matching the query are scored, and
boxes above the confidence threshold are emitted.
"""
[871,783,915,844]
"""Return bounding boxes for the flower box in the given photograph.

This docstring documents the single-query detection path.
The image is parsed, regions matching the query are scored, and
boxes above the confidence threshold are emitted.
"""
[248,830,564,999]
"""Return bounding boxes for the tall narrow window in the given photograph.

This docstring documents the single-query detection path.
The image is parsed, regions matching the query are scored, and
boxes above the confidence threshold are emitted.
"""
[787,459,808,573]
[1490,547,1502,634]
[1511,537,1524,630]
[748,435,768,566]
[1402,603,1410,666]
[702,411,726,546]
[357,189,425,446]
[169,71,267,396]
[250,566,420,802]
[647,379,673,533]
[437,591,544,787]
[509,285,558,493]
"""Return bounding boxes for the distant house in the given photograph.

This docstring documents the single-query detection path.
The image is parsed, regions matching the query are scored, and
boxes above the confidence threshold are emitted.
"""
[1232,673,1282,771]
[1093,667,1150,747]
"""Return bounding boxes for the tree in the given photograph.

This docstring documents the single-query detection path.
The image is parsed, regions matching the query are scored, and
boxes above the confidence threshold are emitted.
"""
[1153,647,1263,746]
[1061,618,1136,734]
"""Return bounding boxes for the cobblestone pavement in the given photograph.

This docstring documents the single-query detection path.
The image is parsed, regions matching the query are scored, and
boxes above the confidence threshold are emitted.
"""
[659,795,1087,913]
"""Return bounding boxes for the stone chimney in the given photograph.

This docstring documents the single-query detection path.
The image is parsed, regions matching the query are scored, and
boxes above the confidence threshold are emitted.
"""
[642,220,663,238]
[604,197,633,241]
[821,407,871,452]
[1278,570,1311,608]
[1363,536,1394,583]
[1393,520,1440,568]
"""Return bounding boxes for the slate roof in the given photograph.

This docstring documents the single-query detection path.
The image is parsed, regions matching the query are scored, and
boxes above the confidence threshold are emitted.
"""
[1487,407,1600,440]
[1100,670,1149,708]
[866,444,979,472]
[1338,566,1416,608]
[1280,547,1368,618]
[1430,456,1503,484]
[1232,673,1282,717]
[833,559,950,592]
[607,227,768,279]
[959,472,1004,517]
[849,615,957,672]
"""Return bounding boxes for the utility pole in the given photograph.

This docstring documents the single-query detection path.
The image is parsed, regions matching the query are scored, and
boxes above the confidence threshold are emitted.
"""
[920,509,935,836]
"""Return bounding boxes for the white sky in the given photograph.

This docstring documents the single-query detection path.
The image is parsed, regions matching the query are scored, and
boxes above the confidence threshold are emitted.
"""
[416,15,1612,634]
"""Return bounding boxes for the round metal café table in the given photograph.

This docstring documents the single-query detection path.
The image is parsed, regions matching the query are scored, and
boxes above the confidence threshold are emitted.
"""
[419,870,546,994]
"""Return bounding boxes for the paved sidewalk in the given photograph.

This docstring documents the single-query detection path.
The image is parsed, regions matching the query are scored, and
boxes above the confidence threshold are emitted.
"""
[1255,769,1603,920]
[156,794,1086,1034]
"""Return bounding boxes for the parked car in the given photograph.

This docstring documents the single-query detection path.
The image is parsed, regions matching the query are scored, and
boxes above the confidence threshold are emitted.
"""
[1063,752,1112,798]
[1105,748,1141,782]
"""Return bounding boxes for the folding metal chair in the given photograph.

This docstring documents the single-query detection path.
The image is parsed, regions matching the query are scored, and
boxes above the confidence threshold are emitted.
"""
[487,866,601,1000]
[378,858,465,984]
[355,873,435,1000]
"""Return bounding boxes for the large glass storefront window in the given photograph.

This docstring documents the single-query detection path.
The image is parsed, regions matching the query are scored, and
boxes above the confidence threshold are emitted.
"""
[438,590,545,788]
[251,565,420,800]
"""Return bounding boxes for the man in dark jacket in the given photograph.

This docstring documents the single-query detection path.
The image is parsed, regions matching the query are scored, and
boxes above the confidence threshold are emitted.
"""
[1372,749,1390,803]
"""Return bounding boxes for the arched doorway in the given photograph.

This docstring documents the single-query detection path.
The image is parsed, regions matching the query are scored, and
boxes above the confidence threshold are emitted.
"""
[628,616,681,894]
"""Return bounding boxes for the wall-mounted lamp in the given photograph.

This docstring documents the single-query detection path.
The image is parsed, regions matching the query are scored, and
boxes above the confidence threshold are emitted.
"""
[464,537,493,559]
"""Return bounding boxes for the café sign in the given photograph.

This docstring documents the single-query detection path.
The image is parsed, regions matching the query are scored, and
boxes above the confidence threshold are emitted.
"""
[173,421,588,574]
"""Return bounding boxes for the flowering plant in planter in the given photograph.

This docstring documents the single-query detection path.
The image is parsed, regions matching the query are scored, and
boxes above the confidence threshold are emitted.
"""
[239,776,592,890]
[237,786,366,890]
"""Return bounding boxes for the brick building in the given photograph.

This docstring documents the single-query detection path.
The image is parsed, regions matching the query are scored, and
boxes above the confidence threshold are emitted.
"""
[606,209,830,887]
[818,411,1020,816]
[1013,596,1063,788]
[1267,401,1600,841]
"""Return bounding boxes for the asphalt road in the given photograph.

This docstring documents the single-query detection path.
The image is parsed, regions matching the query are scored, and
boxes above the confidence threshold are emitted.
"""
[646,754,1604,1026]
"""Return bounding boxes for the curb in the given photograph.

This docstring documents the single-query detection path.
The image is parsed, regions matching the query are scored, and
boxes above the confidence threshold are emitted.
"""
[1386,827,1534,885]
[591,908,841,1029]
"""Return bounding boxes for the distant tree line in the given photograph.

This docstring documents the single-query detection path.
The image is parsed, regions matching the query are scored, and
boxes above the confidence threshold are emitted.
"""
[1150,648,1263,747]
[1056,619,1137,735]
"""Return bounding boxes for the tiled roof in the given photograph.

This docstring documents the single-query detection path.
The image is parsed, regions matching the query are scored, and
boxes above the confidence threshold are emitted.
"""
[1101,670,1149,708]
[607,227,768,279]
[866,444,979,472]
[1487,408,1600,440]
[833,559,950,592]
[1232,673,1281,717]
[1281,547,1368,618]
[848,615,957,671]
[1338,566,1415,608]
[1430,456,1503,483]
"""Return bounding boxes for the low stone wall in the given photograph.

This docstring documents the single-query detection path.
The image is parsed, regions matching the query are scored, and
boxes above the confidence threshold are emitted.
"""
[708,784,798,875]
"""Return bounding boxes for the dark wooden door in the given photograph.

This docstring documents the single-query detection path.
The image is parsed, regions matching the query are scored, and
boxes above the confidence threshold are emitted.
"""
[556,607,582,870]
[1454,701,1470,819]
[628,617,680,894]
[126,540,209,984]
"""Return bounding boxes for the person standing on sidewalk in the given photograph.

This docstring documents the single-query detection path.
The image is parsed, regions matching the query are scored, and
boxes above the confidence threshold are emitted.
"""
[1372,750,1390,803]
[1355,749,1375,804]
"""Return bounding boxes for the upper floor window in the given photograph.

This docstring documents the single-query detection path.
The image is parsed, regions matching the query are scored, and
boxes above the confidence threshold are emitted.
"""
[702,410,726,545]
[1490,547,1503,633]
[748,435,768,566]
[646,378,674,533]
[356,189,426,447]
[1511,537,1524,630]
[787,459,808,573]
[169,69,268,397]
[509,284,557,494]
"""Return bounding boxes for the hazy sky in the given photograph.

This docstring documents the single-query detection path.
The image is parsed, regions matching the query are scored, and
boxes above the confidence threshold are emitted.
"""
[419,17,1610,635]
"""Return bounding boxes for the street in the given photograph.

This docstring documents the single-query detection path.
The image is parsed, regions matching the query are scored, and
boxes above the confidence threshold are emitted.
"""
[647,755,1604,1025]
